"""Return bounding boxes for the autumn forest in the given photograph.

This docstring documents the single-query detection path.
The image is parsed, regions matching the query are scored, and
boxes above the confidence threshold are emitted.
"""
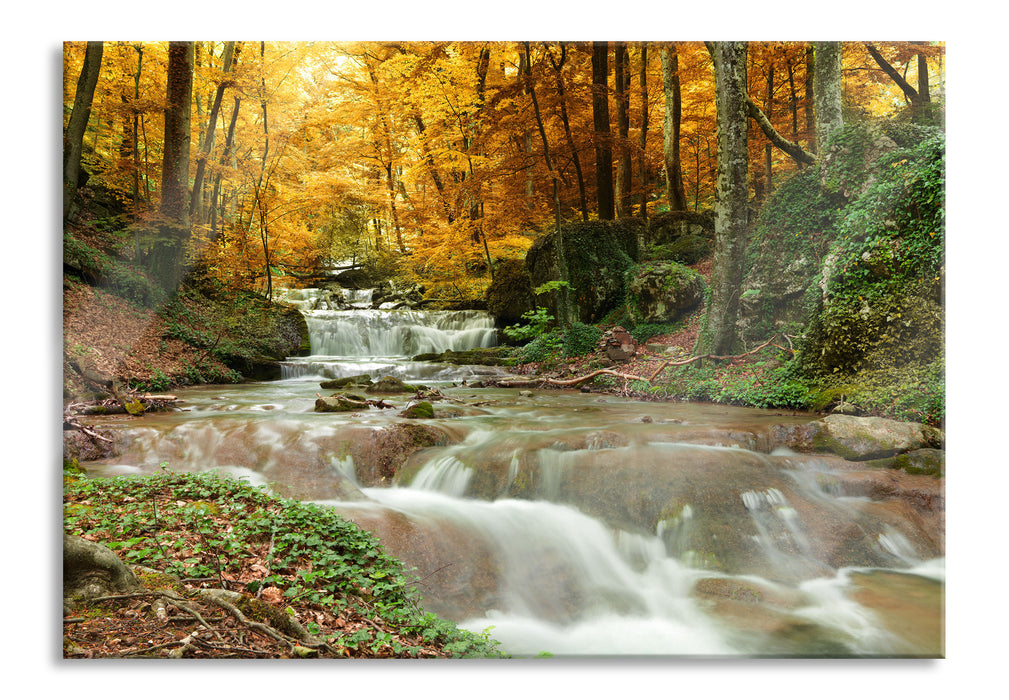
[62,40,943,304]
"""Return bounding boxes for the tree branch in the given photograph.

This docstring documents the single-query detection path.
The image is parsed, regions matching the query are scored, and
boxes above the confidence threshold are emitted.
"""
[863,43,919,104]
[744,95,816,166]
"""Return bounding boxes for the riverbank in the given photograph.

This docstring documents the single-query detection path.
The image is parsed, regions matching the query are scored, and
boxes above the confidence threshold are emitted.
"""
[63,469,505,659]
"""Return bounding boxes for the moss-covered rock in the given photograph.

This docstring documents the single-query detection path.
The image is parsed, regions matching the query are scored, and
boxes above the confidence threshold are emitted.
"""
[320,374,374,390]
[485,258,535,327]
[525,219,642,324]
[366,376,418,394]
[400,401,435,419]
[625,261,705,325]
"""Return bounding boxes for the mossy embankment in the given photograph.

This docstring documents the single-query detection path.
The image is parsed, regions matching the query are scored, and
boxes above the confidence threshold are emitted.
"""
[63,215,309,401]
[503,120,944,428]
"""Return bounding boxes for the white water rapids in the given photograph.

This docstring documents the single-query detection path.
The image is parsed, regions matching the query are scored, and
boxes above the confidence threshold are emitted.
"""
[78,288,944,657]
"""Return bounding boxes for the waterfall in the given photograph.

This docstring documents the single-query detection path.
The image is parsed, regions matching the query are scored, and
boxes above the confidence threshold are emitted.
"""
[276,287,499,382]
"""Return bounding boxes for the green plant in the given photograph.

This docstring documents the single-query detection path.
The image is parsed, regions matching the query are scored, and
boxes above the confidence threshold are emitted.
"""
[63,471,506,658]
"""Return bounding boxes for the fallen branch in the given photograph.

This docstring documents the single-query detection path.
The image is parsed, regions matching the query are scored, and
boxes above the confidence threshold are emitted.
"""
[500,335,794,389]
[63,416,113,442]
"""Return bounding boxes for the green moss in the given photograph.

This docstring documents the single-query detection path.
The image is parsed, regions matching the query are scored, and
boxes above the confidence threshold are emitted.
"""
[401,401,435,419]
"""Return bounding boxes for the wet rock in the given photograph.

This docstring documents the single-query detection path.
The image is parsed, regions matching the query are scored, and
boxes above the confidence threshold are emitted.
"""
[320,374,374,390]
[400,401,435,419]
[812,414,943,461]
[366,376,419,394]
[865,448,945,477]
[314,395,362,412]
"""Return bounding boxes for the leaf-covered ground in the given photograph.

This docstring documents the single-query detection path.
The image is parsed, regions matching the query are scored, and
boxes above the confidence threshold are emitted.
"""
[63,471,504,659]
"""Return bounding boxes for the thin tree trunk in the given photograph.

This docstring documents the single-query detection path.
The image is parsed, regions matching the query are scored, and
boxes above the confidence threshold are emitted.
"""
[524,42,571,326]
[638,45,649,222]
[546,42,589,221]
[614,42,631,218]
[696,41,748,357]
[661,45,687,211]
[210,94,241,240]
[592,41,614,220]
[764,57,774,199]
[191,41,235,224]
[63,41,104,220]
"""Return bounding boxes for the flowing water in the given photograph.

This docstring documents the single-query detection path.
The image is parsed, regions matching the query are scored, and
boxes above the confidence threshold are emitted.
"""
[77,289,944,657]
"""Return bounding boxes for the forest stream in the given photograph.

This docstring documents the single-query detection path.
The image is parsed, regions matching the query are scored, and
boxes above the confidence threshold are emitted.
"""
[76,290,944,657]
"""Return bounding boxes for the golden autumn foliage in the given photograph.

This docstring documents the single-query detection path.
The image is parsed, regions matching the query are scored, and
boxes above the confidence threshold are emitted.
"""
[63,40,944,300]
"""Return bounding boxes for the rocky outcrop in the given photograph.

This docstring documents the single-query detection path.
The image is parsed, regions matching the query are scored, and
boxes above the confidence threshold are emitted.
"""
[625,261,705,325]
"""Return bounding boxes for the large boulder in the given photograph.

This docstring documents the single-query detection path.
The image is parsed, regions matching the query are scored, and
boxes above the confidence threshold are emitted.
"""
[485,258,535,327]
[771,414,944,462]
[625,261,705,325]
[525,219,641,324]
[643,210,715,264]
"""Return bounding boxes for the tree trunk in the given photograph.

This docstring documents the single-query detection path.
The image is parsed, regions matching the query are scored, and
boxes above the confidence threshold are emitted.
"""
[154,41,194,290]
[661,45,687,211]
[546,42,589,222]
[805,45,815,154]
[764,58,774,199]
[614,42,632,218]
[638,45,650,222]
[814,42,843,156]
[191,41,235,224]
[161,42,194,226]
[696,41,748,357]
[524,42,571,326]
[591,42,614,220]
[63,41,104,221]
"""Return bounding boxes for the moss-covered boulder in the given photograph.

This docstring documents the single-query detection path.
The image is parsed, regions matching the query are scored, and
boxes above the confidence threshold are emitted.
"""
[810,414,943,461]
[320,374,374,390]
[525,219,642,324]
[400,401,435,419]
[366,376,418,394]
[625,261,705,325]
[643,210,715,265]
[314,395,364,412]
[485,258,534,327]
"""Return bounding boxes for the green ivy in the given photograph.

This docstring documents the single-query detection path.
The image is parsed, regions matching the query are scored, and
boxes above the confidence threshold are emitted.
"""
[63,471,505,658]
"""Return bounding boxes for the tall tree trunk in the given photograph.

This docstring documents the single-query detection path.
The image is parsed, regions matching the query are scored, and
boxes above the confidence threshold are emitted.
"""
[591,42,614,220]
[255,42,273,301]
[161,42,194,226]
[805,45,815,154]
[546,42,589,221]
[63,41,104,221]
[210,94,241,241]
[661,45,687,211]
[524,43,571,326]
[156,41,194,290]
[638,45,650,222]
[696,41,748,357]
[814,42,843,156]
[191,41,235,224]
[614,42,631,218]
[763,57,774,199]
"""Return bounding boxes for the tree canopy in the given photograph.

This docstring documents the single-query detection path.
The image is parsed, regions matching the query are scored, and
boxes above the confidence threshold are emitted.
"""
[63,40,944,301]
